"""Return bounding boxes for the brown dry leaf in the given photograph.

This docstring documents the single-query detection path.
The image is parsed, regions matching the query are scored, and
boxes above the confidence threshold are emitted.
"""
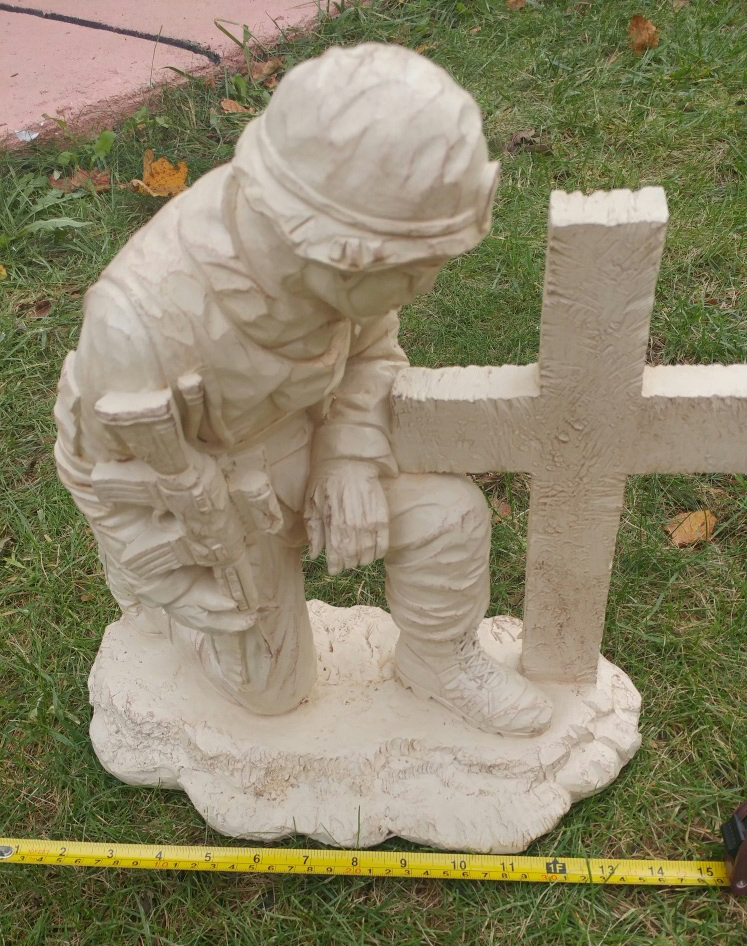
[470,26,482,34]
[672,0,688,9]
[14,297,52,320]
[29,300,52,320]
[505,0,526,9]
[608,50,622,64]
[131,149,188,198]
[506,129,552,155]
[664,510,717,547]
[249,57,283,83]
[491,498,512,522]
[566,0,591,13]
[263,74,279,91]
[220,98,256,114]
[49,168,111,194]
[628,15,659,54]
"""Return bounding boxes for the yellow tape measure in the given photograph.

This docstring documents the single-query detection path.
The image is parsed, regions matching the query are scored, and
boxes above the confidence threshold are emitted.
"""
[0,838,730,887]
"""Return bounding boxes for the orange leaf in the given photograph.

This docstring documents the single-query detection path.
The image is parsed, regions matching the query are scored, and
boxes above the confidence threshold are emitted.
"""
[664,510,717,547]
[628,15,659,54]
[49,168,111,193]
[505,0,526,8]
[220,98,256,114]
[249,57,283,83]
[131,149,188,198]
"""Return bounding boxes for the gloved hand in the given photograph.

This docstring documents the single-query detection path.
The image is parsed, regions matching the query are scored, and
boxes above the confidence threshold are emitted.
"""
[304,459,389,575]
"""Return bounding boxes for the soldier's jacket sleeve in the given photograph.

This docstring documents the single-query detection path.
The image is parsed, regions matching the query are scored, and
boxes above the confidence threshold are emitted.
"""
[310,310,409,477]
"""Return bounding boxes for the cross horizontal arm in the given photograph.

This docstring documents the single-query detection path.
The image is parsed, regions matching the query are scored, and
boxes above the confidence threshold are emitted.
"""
[391,364,540,473]
[632,364,747,473]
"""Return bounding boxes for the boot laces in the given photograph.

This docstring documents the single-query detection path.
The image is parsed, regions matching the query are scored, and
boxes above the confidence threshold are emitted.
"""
[457,638,507,688]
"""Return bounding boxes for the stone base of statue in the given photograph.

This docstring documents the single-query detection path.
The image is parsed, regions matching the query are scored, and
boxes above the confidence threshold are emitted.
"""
[88,600,641,854]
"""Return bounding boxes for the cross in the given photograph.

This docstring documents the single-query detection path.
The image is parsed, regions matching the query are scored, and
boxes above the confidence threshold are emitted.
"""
[390,187,747,686]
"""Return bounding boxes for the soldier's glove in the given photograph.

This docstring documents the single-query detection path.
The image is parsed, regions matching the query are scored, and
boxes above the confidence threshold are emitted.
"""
[304,459,389,575]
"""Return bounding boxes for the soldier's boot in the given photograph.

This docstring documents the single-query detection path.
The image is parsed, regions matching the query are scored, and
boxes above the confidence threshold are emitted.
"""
[395,634,552,736]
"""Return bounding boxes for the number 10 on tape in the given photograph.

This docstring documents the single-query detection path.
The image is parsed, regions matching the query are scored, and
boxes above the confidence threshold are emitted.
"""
[0,839,730,887]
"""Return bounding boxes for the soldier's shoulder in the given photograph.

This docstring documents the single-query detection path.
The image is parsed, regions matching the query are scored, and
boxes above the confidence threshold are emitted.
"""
[96,164,232,283]
[177,165,234,254]
[76,278,165,394]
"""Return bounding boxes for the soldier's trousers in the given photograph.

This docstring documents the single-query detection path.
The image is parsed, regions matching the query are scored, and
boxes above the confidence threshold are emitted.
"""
[182,430,492,715]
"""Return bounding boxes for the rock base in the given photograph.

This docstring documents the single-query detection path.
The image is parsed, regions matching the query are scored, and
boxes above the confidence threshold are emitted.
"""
[89,600,641,853]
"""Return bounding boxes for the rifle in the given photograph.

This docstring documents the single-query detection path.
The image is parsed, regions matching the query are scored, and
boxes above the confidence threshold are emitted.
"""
[91,385,282,694]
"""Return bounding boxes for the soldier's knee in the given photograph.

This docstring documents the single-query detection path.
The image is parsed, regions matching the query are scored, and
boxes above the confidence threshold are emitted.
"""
[386,473,491,556]
[435,475,490,534]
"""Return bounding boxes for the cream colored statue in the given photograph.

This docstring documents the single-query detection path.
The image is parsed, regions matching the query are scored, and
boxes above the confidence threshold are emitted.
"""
[55,43,747,853]
[56,43,549,735]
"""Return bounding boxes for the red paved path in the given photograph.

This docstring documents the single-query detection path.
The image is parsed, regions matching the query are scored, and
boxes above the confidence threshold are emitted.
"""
[1,0,318,146]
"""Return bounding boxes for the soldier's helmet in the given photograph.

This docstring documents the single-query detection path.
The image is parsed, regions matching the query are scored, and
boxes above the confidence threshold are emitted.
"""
[232,43,500,271]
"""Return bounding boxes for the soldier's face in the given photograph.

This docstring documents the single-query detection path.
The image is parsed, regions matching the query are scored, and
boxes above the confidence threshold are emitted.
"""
[302,259,447,324]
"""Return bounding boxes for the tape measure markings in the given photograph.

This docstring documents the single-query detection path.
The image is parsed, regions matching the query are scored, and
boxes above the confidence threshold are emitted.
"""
[0,839,730,886]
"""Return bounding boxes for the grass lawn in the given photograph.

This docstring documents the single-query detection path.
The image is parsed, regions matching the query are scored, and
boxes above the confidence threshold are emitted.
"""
[1,0,746,942]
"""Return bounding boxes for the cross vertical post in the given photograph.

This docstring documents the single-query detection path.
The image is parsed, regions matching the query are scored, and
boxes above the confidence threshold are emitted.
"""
[521,190,668,683]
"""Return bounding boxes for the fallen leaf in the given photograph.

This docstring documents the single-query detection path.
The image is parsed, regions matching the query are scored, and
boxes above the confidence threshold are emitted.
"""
[672,0,688,9]
[415,43,433,53]
[664,510,717,547]
[249,57,283,83]
[131,149,188,198]
[263,74,279,91]
[13,297,52,320]
[491,498,512,521]
[506,129,552,155]
[28,300,52,320]
[566,0,591,12]
[49,168,111,193]
[470,26,482,34]
[505,0,526,8]
[628,15,659,54]
[0,264,6,280]
[220,98,256,114]
[608,50,622,64]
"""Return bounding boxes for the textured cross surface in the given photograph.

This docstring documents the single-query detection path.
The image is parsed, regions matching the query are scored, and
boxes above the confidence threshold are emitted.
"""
[391,187,747,684]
